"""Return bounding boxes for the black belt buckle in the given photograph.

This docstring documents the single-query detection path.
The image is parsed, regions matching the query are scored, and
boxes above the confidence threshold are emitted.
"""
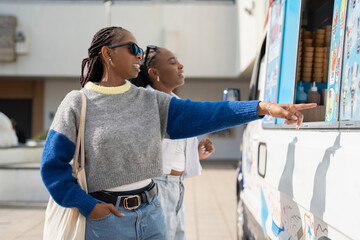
[123,195,141,210]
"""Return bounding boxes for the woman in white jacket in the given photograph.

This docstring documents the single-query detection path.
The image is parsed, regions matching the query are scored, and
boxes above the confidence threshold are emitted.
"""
[130,45,215,239]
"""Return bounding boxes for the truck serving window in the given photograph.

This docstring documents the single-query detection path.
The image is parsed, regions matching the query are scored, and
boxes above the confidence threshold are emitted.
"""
[294,0,334,123]
[262,0,360,129]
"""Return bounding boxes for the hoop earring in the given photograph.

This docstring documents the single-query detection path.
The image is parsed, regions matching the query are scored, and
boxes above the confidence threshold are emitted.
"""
[157,76,160,82]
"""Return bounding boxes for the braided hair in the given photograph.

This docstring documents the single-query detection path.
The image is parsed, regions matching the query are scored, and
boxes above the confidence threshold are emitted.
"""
[130,46,162,88]
[80,26,129,88]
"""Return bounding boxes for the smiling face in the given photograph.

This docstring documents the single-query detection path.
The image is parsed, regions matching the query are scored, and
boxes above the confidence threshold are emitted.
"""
[106,31,143,82]
[150,48,185,92]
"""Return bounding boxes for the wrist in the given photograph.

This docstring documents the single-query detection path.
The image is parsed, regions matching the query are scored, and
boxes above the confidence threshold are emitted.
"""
[257,102,269,116]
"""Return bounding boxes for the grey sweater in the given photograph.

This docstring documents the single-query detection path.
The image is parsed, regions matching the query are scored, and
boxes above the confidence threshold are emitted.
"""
[51,81,172,193]
[41,80,262,217]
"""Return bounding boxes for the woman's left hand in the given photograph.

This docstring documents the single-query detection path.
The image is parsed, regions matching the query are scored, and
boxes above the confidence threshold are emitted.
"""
[257,102,317,130]
[198,137,215,160]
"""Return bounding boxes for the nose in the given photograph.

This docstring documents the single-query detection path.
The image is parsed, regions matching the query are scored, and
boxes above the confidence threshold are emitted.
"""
[137,52,143,60]
[178,63,184,69]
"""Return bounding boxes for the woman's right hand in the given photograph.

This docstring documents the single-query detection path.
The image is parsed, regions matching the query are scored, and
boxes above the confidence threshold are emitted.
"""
[88,203,124,219]
[257,102,317,129]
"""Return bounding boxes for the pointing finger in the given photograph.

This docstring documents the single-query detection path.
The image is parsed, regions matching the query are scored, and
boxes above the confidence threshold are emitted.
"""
[293,103,317,110]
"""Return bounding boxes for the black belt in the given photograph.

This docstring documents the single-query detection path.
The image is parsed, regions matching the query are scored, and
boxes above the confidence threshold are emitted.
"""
[90,182,157,210]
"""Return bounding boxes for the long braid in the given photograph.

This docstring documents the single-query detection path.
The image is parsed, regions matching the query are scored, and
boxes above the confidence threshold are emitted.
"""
[80,26,128,88]
[130,47,161,88]
[80,57,89,86]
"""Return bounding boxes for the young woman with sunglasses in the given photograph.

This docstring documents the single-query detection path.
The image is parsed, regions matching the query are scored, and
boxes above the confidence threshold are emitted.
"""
[40,26,316,240]
[130,45,216,240]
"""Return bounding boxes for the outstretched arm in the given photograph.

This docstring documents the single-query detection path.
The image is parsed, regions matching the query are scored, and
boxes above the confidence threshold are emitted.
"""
[166,99,262,139]
[166,98,316,139]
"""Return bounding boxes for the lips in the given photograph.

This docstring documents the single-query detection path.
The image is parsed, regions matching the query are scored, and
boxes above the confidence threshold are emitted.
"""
[133,63,140,72]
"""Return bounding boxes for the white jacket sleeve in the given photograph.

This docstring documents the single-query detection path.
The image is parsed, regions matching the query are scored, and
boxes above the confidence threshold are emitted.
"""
[183,137,202,178]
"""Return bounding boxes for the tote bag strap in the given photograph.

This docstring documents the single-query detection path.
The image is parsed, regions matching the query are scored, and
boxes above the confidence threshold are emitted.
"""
[73,91,87,176]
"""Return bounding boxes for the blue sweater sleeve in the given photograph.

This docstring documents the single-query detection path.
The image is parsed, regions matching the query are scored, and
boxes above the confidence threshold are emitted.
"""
[166,98,263,139]
[40,129,98,217]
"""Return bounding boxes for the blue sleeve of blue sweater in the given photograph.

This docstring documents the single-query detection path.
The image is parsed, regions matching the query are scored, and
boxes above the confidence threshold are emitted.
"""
[166,99,262,139]
[40,129,98,217]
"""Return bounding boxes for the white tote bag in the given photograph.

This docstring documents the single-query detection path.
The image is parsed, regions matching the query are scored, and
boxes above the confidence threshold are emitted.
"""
[43,92,88,240]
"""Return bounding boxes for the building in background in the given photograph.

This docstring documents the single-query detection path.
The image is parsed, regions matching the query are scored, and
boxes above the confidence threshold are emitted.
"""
[0,0,267,160]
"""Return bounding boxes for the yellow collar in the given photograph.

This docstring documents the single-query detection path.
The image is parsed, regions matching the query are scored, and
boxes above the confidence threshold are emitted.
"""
[84,80,131,95]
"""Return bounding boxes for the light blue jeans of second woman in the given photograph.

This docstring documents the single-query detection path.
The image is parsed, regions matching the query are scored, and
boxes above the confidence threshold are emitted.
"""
[153,175,186,240]
[85,192,167,240]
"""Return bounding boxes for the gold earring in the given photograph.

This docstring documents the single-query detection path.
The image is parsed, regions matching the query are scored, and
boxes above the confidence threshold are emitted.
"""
[157,76,160,82]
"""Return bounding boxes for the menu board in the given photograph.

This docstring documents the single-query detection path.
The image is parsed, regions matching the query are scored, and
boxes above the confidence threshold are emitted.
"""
[326,0,348,122]
[263,0,286,125]
[339,0,360,120]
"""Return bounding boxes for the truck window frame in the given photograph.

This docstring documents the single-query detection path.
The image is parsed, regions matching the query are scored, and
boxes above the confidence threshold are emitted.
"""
[248,36,267,101]
[260,0,360,130]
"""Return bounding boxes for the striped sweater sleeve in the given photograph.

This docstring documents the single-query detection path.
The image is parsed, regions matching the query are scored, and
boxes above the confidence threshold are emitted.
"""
[40,91,97,217]
[166,98,262,139]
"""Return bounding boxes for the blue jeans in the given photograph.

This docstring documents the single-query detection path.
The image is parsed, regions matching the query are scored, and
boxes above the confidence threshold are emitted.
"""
[85,192,167,240]
[153,175,185,240]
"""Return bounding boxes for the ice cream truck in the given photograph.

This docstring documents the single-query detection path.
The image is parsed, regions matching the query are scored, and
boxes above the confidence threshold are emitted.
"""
[235,0,360,239]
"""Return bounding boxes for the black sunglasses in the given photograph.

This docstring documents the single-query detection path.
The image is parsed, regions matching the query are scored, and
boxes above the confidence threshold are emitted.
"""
[107,41,144,58]
[144,45,158,67]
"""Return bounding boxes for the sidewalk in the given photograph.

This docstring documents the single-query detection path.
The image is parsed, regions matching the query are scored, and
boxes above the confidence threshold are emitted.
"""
[184,160,238,240]
[0,160,238,240]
